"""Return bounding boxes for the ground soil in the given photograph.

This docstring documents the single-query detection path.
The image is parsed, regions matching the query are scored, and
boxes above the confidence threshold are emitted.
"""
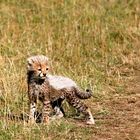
[91,69,140,140]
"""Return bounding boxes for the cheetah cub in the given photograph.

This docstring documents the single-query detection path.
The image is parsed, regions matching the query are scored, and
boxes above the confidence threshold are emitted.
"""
[27,55,95,125]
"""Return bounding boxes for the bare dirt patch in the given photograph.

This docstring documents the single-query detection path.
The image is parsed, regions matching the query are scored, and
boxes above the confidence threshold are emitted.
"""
[94,96,140,140]
[90,69,140,140]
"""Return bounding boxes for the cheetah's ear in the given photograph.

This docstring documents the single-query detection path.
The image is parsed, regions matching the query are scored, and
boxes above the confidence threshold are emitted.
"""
[27,57,34,66]
[44,56,49,64]
[44,56,49,62]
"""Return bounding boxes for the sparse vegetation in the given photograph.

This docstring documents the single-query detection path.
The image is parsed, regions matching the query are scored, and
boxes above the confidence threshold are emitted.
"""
[0,0,140,140]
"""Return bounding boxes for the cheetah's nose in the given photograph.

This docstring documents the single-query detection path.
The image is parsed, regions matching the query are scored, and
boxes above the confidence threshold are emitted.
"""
[43,73,46,77]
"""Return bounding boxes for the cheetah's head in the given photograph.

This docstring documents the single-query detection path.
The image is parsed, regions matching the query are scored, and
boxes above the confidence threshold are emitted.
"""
[27,55,50,79]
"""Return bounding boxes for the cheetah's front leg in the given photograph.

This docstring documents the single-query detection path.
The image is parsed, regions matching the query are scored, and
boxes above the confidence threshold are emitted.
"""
[29,102,36,124]
[28,91,37,124]
[42,100,51,124]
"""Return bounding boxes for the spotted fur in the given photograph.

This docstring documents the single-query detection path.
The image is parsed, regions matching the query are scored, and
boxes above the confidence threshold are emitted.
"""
[27,55,95,124]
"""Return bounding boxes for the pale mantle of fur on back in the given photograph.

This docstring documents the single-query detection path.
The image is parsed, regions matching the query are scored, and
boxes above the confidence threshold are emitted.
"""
[47,74,78,90]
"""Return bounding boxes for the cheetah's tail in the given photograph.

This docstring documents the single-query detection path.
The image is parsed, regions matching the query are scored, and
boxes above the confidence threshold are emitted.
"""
[74,88,93,99]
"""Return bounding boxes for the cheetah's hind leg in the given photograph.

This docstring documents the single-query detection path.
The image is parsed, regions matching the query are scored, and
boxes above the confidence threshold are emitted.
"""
[66,94,95,125]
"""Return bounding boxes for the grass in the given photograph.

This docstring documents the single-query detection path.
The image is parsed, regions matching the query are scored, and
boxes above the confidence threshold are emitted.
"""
[0,0,140,140]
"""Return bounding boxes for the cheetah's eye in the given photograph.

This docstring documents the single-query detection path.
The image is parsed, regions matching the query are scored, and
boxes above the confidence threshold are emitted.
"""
[46,68,49,71]
[38,68,41,71]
